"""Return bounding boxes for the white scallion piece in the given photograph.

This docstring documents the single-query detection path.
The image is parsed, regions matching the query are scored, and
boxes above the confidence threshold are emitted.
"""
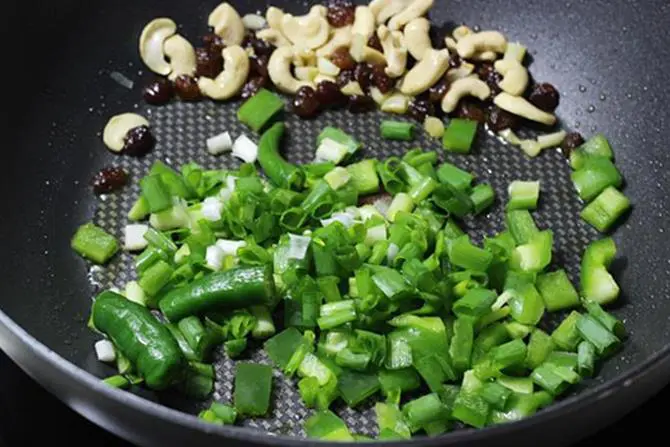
[373,196,393,216]
[287,234,311,260]
[94,339,116,363]
[358,205,384,222]
[206,131,233,155]
[232,134,259,163]
[123,224,149,251]
[321,212,355,229]
[387,243,400,263]
[365,224,387,246]
[324,167,351,190]
[205,245,225,271]
[315,138,349,164]
[215,239,247,256]
[202,197,224,221]
[124,280,147,306]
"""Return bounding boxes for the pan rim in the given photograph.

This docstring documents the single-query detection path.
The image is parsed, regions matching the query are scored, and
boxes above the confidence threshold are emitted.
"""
[1,308,669,445]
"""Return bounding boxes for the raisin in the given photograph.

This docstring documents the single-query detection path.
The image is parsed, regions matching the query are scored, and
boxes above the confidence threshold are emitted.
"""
[336,68,356,87]
[354,63,373,93]
[91,167,128,194]
[142,78,174,105]
[428,79,449,103]
[250,54,270,79]
[455,100,487,123]
[174,75,201,101]
[477,62,502,96]
[315,81,348,108]
[241,77,268,99]
[242,32,275,57]
[123,126,155,157]
[487,106,521,132]
[195,47,223,78]
[330,46,356,70]
[326,0,356,27]
[449,53,462,68]
[348,95,375,113]
[407,96,435,122]
[528,83,560,112]
[202,33,225,54]
[293,86,321,118]
[370,64,394,93]
[560,132,585,157]
[368,33,384,53]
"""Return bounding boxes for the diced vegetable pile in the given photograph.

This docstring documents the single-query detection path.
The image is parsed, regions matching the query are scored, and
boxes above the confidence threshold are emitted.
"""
[72,89,631,440]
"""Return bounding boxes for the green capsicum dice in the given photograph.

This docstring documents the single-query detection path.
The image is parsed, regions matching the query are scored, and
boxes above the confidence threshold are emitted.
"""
[159,266,276,322]
[92,291,185,390]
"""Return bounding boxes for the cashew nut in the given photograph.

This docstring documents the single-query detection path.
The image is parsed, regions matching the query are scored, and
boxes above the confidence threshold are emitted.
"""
[504,42,527,63]
[341,81,365,96]
[295,66,319,82]
[494,92,557,125]
[282,6,330,50]
[452,25,473,41]
[381,93,410,114]
[370,0,413,24]
[446,62,475,82]
[350,33,386,65]
[370,86,391,105]
[441,77,491,113]
[257,7,290,47]
[316,26,353,57]
[352,6,376,41]
[473,51,498,61]
[388,0,434,31]
[318,57,341,77]
[208,3,245,46]
[139,18,177,76]
[445,37,457,51]
[293,49,317,68]
[494,59,529,96]
[314,74,337,85]
[399,48,449,96]
[456,31,507,58]
[198,46,250,100]
[103,113,149,153]
[404,17,432,60]
[268,46,314,94]
[378,26,407,78]
[242,14,267,31]
[163,35,196,81]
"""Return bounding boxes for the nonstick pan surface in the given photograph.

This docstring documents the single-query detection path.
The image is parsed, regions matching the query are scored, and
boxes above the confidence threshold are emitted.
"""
[1,0,670,446]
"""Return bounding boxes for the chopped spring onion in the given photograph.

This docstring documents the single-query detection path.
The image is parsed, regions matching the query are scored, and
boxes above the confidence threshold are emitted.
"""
[305,410,354,441]
[205,245,225,271]
[365,225,387,246]
[232,134,259,163]
[443,119,478,153]
[507,181,540,210]
[347,159,381,195]
[206,131,233,155]
[103,375,130,389]
[324,166,351,190]
[237,89,284,132]
[94,339,116,362]
[321,212,355,229]
[551,311,583,351]
[536,269,580,311]
[576,314,620,357]
[470,184,496,215]
[123,224,149,252]
[317,127,361,155]
[315,138,349,164]
[201,197,223,221]
[318,300,357,330]
[577,341,596,377]
[387,193,414,222]
[286,234,312,260]
[570,134,614,170]
[580,238,620,305]
[437,162,474,192]
[582,300,626,339]
[140,175,173,214]
[234,362,273,416]
[381,120,415,141]
[580,186,631,232]
[71,223,119,264]
[124,280,147,306]
[570,156,622,202]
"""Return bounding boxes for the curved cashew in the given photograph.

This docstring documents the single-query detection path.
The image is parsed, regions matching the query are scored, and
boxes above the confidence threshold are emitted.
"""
[318,57,341,76]
[494,92,557,125]
[268,46,314,94]
[139,18,177,76]
[316,26,353,57]
[293,49,317,67]
[242,14,267,31]
[452,25,473,41]
[103,113,149,153]
[370,0,413,24]
[163,35,196,81]
[473,51,498,61]
[388,0,434,31]
[198,46,250,100]
[352,6,376,41]
[456,31,507,58]
[258,7,290,47]
[446,62,475,82]
[266,6,284,30]
[350,33,386,65]
[441,77,491,113]
[494,59,529,96]
[282,6,330,50]
[378,26,407,78]
[208,3,245,45]
[295,66,319,82]
[445,37,457,51]
[404,18,432,60]
[399,48,449,96]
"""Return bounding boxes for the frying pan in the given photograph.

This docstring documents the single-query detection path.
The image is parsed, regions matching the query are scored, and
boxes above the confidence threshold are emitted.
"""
[2,0,669,445]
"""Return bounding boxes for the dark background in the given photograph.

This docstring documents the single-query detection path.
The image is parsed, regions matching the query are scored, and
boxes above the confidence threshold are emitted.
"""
[0,351,666,446]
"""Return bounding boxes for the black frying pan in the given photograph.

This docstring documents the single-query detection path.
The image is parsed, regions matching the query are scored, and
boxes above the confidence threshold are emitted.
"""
[2,0,670,446]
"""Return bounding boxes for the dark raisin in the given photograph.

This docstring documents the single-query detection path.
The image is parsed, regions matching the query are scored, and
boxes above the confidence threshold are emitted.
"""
[370,64,394,94]
[407,97,435,122]
[428,79,449,103]
[315,81,348,108]
[487,106,521,132]
[293,86,321,118]
[348,95,375,113]
[142,78,174,105]
[455,100,487,123]
[91,167,128,194]
[330,46,356,70]
[560,132,585,157]
[195,47,223,78]
[528,83,560,112]
[241,77,268,99]
[368,33,384,53]
[123,126,155,157]
[243,32,275,57]
[336,68,356,87]
[477,62,502,96]
[174,75,201,101]
[449,53,462,68]
[202,33,225,54]
[250,54,270,79]
[354,63,373,93]
[326,0,356,27]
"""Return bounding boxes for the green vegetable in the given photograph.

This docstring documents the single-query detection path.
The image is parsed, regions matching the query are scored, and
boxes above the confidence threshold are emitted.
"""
[551,311,583,351]
[582,300,626,338]
[571,156,622,202]
[338,370,380,407]
[381,120,415,141]
[437,162,474,192]
[507,181,540,210]
[347,160,381,195]
[525,329,554,370]
[71,223,119,264]
[402,393,448,433]
[576,314,620,357]
[234,362,273,416]
[536,269,580,311]
[265,327,305,370]
[470,184,495,215]
[140,174,173,213]
[317,127,361,155]
[581,186,631,232]
[443,119,478,153]
[237,88,284,132]
[305,411,354,441]
[580,238,620,305]
[257,122,304,190]
[569,134,613,170]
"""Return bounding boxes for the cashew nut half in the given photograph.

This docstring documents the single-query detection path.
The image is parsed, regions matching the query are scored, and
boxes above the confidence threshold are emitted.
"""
[494,59,529,96]
[257,7,290,47]
[352,6,376,41]
[388,0,434,31]
[370,0,413,24]
[208,3,245,46]
[378,25,407,78]
[452,25,473,41]
[316,26,353,57]
[282,6,330,50]
[473,51,498,61]
[399,48,449,96]
[404,17,432,60]
[242,14,267,31]
[441,77,491,113]
[456,31,507,58]
[350,33,386,65]
[268,46,314,94]
[164,35,196,81]
[446,62,475,83]
[494,92,557,125]
[139,18,177,76]
[198,46,250,100]
[103,113,149,153]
